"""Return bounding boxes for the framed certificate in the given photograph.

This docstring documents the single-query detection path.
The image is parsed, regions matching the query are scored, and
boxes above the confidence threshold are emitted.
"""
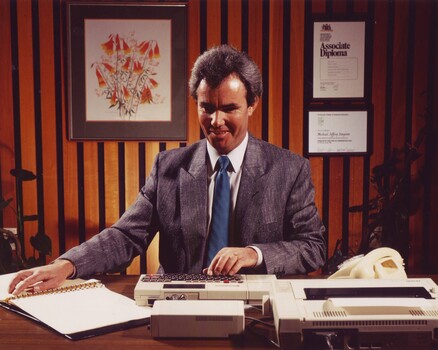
[304,107,373,156]
[305,16,372,102]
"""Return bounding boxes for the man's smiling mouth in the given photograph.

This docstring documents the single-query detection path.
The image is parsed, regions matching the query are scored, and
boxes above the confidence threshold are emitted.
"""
[210,129,229,135]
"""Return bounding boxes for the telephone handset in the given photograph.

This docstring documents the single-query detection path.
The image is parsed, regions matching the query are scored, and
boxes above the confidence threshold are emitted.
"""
[328,247,408,279]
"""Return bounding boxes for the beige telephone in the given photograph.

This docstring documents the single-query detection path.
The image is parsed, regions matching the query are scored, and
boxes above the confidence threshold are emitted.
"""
[328,247,407,279]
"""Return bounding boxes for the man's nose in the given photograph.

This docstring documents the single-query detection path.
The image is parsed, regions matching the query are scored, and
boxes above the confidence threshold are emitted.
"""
[211,111,225,127]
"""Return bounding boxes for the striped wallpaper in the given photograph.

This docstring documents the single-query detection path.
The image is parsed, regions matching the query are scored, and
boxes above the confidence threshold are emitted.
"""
[0,0,437,275]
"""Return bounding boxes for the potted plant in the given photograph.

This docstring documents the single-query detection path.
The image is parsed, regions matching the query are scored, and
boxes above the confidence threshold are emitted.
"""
[0,168,52,274]
[324,128,425,274]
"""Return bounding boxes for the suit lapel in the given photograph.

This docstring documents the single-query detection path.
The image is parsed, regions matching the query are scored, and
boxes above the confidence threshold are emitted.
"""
[179,141,208,271]
[234,136,268,244]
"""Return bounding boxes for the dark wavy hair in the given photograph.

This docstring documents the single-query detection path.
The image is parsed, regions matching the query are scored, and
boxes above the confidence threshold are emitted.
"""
[189,45,263,106]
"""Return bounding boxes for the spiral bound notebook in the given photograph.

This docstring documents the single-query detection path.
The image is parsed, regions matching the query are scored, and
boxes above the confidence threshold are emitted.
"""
[0,274,151,340]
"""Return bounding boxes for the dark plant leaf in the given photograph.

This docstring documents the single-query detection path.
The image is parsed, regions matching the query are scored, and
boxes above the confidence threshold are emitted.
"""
[26,256,39,268]
[26,254,46,268]
[10,168,37,181]
[0,197,13,211]
[410,153,421,162]
[0,236,13,272]
[23,214,39,221]
[349,204,366,213]
[30,232,52,255]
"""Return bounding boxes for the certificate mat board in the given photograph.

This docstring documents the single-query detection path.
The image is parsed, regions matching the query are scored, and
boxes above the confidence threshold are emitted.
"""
[313,21,366,99]
[306,110,370,155]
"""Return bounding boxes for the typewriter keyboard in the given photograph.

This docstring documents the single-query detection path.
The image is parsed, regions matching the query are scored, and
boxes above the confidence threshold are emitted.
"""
[140,273,243,283]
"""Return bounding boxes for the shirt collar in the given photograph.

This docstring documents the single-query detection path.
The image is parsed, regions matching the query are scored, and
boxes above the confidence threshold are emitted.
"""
[207,133,248,173]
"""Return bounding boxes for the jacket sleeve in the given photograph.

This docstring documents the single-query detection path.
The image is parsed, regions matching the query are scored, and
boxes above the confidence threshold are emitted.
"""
[252,158,326,275]
[59,158,160,278]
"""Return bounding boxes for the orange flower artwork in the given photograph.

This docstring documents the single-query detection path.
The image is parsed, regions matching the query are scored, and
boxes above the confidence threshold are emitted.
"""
[91,34,162,119]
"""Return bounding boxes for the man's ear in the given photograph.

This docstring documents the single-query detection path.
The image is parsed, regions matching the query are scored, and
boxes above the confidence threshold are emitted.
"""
[248,96,259,116]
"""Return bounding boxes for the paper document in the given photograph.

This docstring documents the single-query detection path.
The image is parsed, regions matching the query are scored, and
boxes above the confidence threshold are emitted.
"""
[0,273,151,340]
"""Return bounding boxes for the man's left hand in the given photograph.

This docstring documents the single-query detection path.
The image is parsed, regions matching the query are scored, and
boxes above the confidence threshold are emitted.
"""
[203,247,258,275]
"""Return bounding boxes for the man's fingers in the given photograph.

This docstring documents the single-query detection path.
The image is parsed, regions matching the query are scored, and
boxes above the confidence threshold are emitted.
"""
[206,255,220,275]
[10,279,27,295]
[207,248,253,275]
[205,247,259,275]
[228,259,243,276]
[12,274,59,295]
[28,280,60,293]
[209,253,232,275]
[8,271,37,294]
[8,271,31,293]
[11,278,35,295]
[8,261,73,295]
[217,254,239,275]
[11,271,47,295]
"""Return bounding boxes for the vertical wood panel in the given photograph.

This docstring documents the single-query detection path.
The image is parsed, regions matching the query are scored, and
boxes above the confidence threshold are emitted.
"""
[207,0,221,47]
[103,142,119,227]
[124,143,139,209]
[0,0,16,229]
[429,4,438,272]
[187,0,201,144]
[17,0,38,257]
[268,0,283,147]
[63,141,79,251]
[348,157,364,253]
[289,0,305,155]
[311,0,326,14]
[39,0,59,260]
[328,157,343,254]
[247,0,263,138]
[354,0,368,13]
[332,0,347,13]
[310,0,329,258]
[145,142,160,274]
[124,142,140,274]
[83,143,99,241]
[370,0,388,205]
[61,0,79,251]
[408,0,430,273]
[390,2,409,152]
[165,142,180,151]
[352,0,367,251]
[52,0,66,255]
[390,1,410,261]
[228,0,242,49]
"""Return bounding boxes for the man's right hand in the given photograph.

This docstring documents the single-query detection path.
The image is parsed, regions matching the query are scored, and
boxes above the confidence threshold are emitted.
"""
[8,259,75,295]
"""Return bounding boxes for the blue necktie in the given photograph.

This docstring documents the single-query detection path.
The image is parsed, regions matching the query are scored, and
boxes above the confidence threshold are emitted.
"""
[206,156,231,266]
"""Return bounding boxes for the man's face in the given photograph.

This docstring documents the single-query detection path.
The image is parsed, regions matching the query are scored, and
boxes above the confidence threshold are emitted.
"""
[197,74,258,155]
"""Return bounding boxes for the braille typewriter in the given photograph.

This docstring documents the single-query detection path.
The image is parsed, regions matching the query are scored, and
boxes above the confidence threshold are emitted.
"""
[134,273,276,306]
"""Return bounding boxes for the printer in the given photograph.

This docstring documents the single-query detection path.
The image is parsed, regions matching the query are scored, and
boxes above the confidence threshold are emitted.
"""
[268,278,438,349]
[140,248,438,348]
[134,273,276,306]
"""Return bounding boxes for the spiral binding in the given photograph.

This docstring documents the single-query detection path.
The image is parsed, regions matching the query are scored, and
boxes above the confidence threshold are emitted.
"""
[5,280,103,303]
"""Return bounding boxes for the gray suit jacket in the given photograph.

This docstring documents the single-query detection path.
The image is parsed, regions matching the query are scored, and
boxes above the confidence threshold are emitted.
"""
[62,135,326,277]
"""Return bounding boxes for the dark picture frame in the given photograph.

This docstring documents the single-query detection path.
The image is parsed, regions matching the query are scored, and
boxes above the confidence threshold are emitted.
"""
[304,15,372,103]
[304,105,373,156]
[66,2,187,140]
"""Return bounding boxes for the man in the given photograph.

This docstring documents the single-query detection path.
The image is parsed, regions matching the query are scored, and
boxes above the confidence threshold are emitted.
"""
[9,45,326,295]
